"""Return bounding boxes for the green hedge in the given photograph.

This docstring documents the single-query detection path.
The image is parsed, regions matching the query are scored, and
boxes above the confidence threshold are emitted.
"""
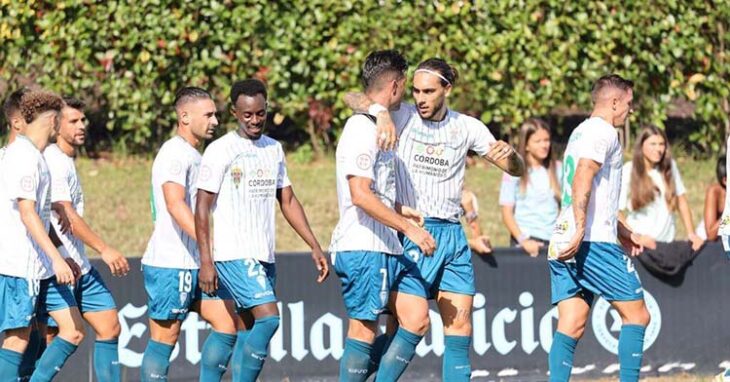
[1,1,728,153]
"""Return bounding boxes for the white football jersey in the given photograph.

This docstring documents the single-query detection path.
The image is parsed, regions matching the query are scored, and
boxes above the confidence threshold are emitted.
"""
[196,131,290,263]
[330,114,402,255]
[44,144,91,275]
[143,136,201,269]
[392,103,496,222]
[0,136,54,279]
[549,117,624,259]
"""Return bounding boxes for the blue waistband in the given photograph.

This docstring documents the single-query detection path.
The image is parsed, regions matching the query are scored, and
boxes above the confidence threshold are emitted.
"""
[424,217,460,227]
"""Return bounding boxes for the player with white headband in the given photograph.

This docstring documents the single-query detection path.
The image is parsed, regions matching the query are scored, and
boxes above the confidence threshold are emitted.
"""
[346,57,524,381]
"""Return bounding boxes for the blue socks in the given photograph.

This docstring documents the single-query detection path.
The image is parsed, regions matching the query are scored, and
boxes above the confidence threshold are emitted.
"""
[0,348,23,381]
[200,331,236,382]
[231,330,251,381]
[20,328,41,379]
[140,340,174,382]
[30,337,78,382]
[94,339,120,382]
[377,328,422,381]
[618,325,645,382]
[236,316,279,382]
[340,338,372,381]
[442,335,471,382]
[366,333,391,377]
[549,331,577,382]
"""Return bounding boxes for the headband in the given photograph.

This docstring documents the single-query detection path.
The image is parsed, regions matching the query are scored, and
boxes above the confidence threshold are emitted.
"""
[414,69,451,85]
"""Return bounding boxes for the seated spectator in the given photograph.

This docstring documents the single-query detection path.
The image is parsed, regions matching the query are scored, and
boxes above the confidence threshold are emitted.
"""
[619,125,704,251]
[462,189,492,255]
[499,118,561,257]
[697,154,726,241]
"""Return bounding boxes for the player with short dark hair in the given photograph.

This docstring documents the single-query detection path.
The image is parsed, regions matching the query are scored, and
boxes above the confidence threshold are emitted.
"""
[548,74,649,382]
[345,57,524,381]
[140,86,239,382]
[331,50,436,382]
[40,96,130,382]
[196,78,329,381]
[0,90,83,382]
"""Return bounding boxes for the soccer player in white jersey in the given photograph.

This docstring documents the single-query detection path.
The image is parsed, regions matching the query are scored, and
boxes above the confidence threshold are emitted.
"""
[347,58,524,381]
[140,87,239,382]
[331,50,437,382]
[196,79,329,382]
[38,96,130,381]
[0,90,83,382]
[547,75,649,382]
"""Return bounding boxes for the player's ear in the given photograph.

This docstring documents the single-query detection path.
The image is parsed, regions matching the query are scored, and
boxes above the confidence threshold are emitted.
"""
[444,83,453,97]
[180,109,191,125]
[230,106,238,119]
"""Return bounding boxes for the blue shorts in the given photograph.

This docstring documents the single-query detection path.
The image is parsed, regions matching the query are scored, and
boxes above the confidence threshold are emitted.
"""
[395,218,475,299]
[549,241,644,305]
[143,265,233,321]
[42,267,117,326]
[37,277,78,321]
[0,275,39,332]
[333,251,425,321]
[215,259,276,310]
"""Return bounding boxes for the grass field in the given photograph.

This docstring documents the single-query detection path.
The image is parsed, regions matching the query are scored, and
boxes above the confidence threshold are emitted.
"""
[77,153,717,257]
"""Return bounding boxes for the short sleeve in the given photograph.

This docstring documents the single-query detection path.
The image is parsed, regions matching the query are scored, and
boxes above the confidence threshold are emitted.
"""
[619,161,632,210]
[340,117,379,180]
[196,143,228,194]
[3,149,39,202]
[671,160,686,196]
[46,155,72,203]
[276,144,292,189]
[465,117,496,156]
[157,146,189,187]
[499,173,518,206]
[575,125,615,164]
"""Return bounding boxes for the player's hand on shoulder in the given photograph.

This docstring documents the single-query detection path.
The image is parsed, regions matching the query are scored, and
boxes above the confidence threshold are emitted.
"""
[405,225,436,256]
[101,246,129,277]
[53,258,75,285]
[310,247,330,284]
[375,111,397,151]
[198,262,218,294]
[486,140,515,162]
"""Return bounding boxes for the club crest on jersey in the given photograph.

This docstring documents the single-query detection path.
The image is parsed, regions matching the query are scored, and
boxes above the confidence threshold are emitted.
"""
[553,220,569,234]
[448,126,461,143]
[231,166,243,188]
[720,215,730,229]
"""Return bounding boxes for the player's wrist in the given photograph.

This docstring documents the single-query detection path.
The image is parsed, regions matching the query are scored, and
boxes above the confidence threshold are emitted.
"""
[516,233,528,245]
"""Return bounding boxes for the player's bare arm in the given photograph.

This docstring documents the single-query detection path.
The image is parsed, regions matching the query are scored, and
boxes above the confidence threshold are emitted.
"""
[18,198,75,285]
[276,186,329,283]
[485,140,525,177]
[558,158,600,260]
[195,189,218,294]
[163,182,197,239]
[617,214,644,257]
[349,176,436,255]
[343,92,397,150]
[52,200,130,276]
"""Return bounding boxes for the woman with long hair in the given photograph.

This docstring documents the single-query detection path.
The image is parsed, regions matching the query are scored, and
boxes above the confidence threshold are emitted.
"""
[499,118,561,256]
[618,125,703,250]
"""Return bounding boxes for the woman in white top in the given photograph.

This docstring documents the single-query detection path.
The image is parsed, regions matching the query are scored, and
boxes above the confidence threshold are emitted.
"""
[619,125,704,251]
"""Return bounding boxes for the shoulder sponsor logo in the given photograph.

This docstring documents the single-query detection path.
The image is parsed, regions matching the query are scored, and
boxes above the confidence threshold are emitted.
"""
[20,176,34,192]
[199,165,212,182]
[169,160,183,175]
[356,154,373,170]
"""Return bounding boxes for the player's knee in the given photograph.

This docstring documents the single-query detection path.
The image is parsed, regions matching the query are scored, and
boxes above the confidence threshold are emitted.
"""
[558,317,587,339]
[627,307,651,327]
[401,314,430,336]
[61,326,85,345]
[255,315,280,336]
